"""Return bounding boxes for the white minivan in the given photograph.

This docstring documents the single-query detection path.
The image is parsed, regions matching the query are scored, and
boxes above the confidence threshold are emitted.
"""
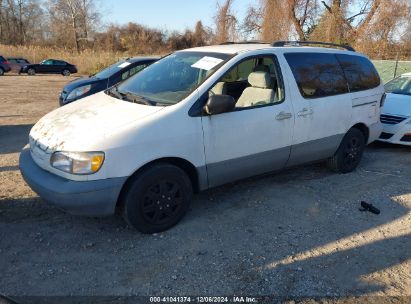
[20,41,384,233]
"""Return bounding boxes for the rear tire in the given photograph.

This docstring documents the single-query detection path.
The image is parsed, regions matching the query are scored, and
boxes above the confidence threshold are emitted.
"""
[327,128,366,173]
[0,68,4,76]
[121,163,192,234]
[62,69,71,76]
[27,68,35,76]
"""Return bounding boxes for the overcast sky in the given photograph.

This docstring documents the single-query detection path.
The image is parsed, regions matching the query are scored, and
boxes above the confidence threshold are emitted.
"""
[102,0,253,32]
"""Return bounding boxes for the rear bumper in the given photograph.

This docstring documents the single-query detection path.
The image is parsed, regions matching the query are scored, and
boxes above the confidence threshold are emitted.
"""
[19,148,127,217]
[368,121,383,144]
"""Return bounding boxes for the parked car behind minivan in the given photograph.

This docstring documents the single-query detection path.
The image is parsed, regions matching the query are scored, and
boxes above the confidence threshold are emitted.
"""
[7,57,30,73]
[59,57,159,106]
[21,59,77,76]
[20,41,384,233]
[0,56,11,75]
[379,72,411,145]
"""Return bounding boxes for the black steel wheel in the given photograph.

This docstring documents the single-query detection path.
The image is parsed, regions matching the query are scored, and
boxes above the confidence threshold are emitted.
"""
[121,163,192,233]
[327,128,366,173]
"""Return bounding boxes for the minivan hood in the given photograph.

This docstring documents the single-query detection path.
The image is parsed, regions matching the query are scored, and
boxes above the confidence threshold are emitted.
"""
[383,93,411,117]
[30,92,163,151]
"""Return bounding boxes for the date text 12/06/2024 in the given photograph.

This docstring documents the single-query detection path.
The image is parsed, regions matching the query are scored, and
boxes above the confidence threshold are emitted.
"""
[149,296,258,303]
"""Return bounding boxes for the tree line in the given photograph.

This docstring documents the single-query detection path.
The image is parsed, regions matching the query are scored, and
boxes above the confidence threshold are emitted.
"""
[0,0,410,58]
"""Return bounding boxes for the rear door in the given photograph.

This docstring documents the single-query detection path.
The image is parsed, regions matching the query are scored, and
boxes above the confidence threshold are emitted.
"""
[283,52,352,166]
[52,60,67,73]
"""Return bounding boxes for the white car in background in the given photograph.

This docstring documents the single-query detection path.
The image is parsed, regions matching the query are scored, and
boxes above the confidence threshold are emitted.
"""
[379,72,411,145]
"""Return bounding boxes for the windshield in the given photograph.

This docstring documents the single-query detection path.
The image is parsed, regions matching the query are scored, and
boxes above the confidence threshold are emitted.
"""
[94,60,131,79]
[114,51,231,105]
[385,76,411,96]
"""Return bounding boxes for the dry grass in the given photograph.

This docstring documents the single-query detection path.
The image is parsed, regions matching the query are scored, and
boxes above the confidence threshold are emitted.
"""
[0,44,158,75]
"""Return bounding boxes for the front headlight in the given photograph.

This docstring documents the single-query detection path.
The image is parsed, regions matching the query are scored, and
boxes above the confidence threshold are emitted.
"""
[50,151,104,175]
[66,85,92,101]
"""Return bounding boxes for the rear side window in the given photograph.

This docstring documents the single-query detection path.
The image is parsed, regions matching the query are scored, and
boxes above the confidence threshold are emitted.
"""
[53,60,67,65]
[336,54,380,92]
[284,53,348,99]
[0,56,5,62]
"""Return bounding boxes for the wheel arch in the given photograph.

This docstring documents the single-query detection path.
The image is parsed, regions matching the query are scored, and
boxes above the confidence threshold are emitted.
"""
[350,123,370,143]
[116,157,203,212]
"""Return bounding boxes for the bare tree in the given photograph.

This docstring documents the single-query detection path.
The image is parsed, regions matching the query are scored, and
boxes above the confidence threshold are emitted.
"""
[214,0,238,43]
[289,0,320,40]
[48,0,99,52]
[310,0,383,43]
[0,0,44,45]
[243,0,320,41]
[355,0,410,57]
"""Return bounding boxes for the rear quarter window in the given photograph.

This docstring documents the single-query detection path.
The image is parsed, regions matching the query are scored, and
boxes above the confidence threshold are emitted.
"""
[53,60,67,65]
[284,52,348,99]
[336,54,380,92]
[0,56,5,62]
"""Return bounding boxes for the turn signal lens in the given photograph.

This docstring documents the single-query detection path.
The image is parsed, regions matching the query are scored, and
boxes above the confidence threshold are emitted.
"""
[91,155,104,172]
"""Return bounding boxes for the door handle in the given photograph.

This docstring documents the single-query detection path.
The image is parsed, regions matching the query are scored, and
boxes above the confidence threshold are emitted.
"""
[275,111,292,120]
[297,108,313,117]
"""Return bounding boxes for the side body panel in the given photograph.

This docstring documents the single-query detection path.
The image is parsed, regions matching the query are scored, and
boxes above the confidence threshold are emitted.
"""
[279,51,351,166]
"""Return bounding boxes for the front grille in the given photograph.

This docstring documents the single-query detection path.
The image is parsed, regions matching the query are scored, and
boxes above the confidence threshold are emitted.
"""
[400,135,411,142]
[380,114,407,125]
[379,132,394,140]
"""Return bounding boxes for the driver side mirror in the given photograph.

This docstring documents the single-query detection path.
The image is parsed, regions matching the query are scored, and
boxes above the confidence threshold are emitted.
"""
[204,94,236,115]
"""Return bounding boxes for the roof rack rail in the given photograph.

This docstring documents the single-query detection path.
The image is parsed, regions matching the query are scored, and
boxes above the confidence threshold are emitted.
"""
[272,41,355,52]
[220,40,269,45]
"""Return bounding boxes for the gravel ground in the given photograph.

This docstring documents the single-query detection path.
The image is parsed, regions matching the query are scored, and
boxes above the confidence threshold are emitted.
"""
[0,75,410,301]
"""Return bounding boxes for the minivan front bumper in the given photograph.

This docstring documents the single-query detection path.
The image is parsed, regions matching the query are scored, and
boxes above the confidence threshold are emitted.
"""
[19,148,127,217]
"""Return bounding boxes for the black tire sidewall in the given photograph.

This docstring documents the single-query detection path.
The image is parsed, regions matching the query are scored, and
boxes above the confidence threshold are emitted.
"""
[0,68,4,76]
[335,128,366,173]
[63,70,70,76]
[122,164,192,234]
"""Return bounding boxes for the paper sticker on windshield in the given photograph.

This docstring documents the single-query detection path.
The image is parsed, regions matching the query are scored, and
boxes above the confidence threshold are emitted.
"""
[191,56,223,71]
[118,62,131,68]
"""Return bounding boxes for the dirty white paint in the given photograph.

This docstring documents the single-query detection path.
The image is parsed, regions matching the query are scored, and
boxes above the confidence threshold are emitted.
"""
[30,91,163,152]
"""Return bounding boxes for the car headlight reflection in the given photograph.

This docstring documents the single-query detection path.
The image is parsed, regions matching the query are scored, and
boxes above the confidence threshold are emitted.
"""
[66,85,92,101]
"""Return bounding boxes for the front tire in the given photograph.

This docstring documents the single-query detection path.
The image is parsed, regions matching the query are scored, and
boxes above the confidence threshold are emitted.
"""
[327,128,366,173]
[27,68,35,76]
[0,68,4,76]
[121,163,193,234]
[62,69,71,76]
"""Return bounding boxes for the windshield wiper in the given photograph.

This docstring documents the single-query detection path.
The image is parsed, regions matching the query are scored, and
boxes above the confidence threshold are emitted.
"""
[106,86,123,99]
[122,91,156,106]
[107,87,156,106]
